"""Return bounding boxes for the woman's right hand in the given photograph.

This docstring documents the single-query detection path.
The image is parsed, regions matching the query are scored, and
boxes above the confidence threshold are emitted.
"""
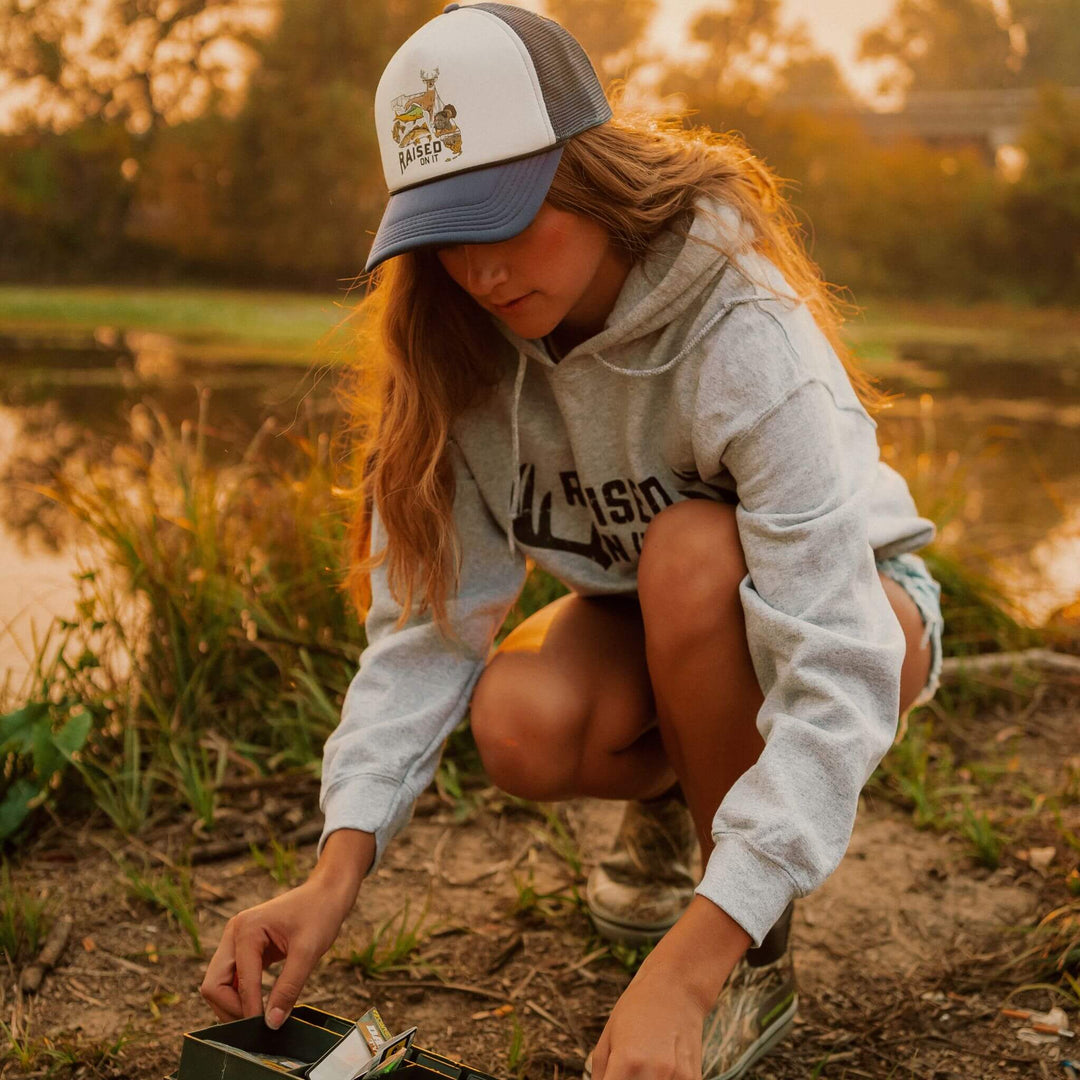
[200,829,375,1028]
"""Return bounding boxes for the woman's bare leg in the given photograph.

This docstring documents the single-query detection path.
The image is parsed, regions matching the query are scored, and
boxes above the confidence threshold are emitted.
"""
[470,592,669,802]
[470,500,932,860]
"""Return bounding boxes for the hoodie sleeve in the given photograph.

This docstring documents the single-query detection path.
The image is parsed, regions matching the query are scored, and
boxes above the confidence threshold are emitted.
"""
[690,299,908,948]
[318,441,528,867]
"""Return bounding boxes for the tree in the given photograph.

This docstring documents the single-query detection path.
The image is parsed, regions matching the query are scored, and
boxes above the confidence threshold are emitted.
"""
[1003,85,1080,301]
[0,0,272,143]
[858,0,1018,94]
[1010,0,1080,87]
[544,0,658,81]
[656,0,846,116]
[220,0,442,282]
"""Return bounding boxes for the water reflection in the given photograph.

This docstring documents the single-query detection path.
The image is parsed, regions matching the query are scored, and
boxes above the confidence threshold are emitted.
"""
[0,338,340,684]
[1,338,1078,685]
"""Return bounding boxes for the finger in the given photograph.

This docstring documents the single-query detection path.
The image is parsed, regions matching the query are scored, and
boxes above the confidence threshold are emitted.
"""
[265,943,317,1030]
[200,923,243,1020]
[233,921,267,1018]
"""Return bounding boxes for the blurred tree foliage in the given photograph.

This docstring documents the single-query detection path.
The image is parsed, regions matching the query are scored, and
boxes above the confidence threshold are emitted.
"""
[0,0,268,143]
[658,0,851,114]
[859,0,1080,93]
[218,0,442,283]
[1011,0,1080,87]
[1002,85,1080,303]
[859,0,1019,93]
[546,0,658,79]
[0,0,1076,301]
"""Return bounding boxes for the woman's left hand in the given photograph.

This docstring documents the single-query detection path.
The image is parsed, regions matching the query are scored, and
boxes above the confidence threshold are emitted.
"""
[590,963,707,1080]
[590,896,751,1080]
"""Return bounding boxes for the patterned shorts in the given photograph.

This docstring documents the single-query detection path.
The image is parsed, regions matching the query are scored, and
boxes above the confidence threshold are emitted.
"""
[876,550,945,716]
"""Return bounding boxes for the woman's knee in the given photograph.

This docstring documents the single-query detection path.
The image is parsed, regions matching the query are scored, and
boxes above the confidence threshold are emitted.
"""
[637,500,747,649]
[469,655,588,799]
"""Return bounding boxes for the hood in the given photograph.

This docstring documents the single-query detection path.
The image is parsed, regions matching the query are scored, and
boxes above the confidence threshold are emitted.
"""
[491,193,759,557]
[492,192,758,372]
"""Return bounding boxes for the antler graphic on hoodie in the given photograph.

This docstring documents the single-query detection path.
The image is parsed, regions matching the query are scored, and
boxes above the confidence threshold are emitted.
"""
[512,464,613,570]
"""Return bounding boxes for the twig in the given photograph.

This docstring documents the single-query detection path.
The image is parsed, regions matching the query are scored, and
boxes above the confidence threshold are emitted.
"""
[525,999,566,1032]
[560,947,609,975]
[366,978,508,1002]
[510,966,539,1000]
[190,819,323,864]
[96,947,155,977]
[19,914,73,994]
[940,648,1080,679]
[486,933,524,975]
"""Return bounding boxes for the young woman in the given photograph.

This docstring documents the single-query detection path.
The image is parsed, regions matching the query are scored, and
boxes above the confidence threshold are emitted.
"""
[201,5,944,1079]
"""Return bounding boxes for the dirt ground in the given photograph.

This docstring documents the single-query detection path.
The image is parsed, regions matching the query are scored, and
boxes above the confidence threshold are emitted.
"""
[5,692,1078,1080]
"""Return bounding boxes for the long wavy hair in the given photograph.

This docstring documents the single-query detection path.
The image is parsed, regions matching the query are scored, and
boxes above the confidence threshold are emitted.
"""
[343,88,886,639]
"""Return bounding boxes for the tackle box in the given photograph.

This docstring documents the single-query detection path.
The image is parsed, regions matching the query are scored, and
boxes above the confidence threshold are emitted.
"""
[170,1004,501,1080]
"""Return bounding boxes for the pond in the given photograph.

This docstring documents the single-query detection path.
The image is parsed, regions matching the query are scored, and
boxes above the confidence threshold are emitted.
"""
[1,329,1078,685]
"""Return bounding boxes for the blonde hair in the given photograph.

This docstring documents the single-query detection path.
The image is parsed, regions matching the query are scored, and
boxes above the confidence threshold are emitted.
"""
[343,89,884,637]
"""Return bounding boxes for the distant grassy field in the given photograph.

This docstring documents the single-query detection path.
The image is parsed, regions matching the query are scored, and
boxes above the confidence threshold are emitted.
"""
[0,284,362,365]
[1,284,1077,367]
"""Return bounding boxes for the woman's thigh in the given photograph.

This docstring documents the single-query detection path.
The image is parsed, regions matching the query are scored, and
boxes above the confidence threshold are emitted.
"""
[471,591,657,761]
[471,568,933,779]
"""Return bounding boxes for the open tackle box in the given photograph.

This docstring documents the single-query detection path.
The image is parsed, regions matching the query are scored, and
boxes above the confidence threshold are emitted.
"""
[170,1004,502,1080]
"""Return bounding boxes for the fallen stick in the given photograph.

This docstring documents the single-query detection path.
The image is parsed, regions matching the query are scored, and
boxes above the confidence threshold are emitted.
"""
[366,978,508,1002]
[19,914,73,994]
[190,819,323,865]
[940,648,1080,679]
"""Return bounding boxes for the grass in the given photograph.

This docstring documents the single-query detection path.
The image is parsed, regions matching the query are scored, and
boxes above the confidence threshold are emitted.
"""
[250,834,300,887]
[0,283,363,366]
[0,1016,133,1078]
[120,866,200,957]
[0,860,51,964]
[346,900,434,977]
[506,1014,527,1078]
[119,859,203,956]
[0,393,365,845]
[4,284,1078,370]
[845,296,1080,369]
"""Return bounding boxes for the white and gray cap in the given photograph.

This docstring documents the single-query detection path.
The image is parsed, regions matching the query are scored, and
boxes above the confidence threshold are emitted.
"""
[364,2,612,273]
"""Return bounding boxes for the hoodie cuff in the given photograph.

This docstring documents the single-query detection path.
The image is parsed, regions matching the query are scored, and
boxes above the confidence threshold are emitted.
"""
[694,831,799,948]
[317,774,415,871]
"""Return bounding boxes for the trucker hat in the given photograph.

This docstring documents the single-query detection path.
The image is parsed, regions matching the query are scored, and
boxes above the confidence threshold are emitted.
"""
[363,2,612,273]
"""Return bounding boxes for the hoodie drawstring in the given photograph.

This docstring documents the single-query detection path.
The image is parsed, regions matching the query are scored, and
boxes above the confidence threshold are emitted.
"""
[594,298,755,378]
[507,349,528,555]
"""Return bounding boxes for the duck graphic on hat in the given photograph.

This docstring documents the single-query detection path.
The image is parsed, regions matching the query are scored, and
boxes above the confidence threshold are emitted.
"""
[390,68,462,175]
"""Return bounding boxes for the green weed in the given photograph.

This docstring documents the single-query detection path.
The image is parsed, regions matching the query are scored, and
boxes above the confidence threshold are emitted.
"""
[959,803,1006,870]
[120,860,202,956]
[533,803,584,878]
[506,1014,527,1078]
[2,396,364,846]
[0,861,51,964]
[0,1016,133,1076]
[347,900,433,977]
[250,834,299,887]
[607,938,655,974]
[75,720,159,835]
[509,870,583,922]
[872,717,955,830]
[170,739,227,831]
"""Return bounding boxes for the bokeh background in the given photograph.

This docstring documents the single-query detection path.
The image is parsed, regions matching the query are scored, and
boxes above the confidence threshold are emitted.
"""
[1,4,1078,1078]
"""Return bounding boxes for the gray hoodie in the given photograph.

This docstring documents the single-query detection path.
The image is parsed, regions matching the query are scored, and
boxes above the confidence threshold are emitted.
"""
[319,194,936,947]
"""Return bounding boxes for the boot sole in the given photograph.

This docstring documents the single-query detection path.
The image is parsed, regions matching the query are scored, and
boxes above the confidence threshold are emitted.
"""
[588,908,678,947]
[708,996,798,1080]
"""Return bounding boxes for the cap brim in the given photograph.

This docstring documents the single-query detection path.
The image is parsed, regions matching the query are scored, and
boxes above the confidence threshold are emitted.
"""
[363,146,564,274]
